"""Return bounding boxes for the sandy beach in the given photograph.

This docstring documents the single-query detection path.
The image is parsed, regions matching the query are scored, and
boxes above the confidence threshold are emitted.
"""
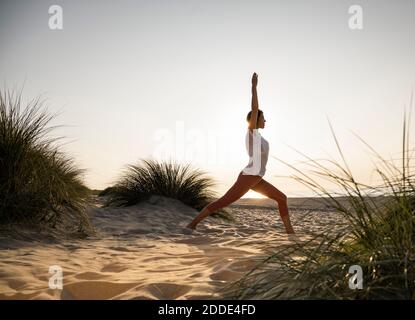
[0,196,348,300]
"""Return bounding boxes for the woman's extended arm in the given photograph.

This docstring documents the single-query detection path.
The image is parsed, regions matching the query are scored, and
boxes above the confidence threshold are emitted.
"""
[248,73,259,130]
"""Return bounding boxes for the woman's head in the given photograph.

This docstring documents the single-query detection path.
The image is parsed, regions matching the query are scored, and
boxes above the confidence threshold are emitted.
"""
[246,109,266,129]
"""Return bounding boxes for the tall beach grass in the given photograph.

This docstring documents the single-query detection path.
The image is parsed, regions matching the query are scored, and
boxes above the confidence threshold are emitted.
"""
[0,89,93,236]
[220,104,414,299]
[102,159,232,220]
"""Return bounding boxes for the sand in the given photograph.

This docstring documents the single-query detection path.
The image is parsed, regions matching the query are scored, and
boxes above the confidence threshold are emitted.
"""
[0,196,347,300]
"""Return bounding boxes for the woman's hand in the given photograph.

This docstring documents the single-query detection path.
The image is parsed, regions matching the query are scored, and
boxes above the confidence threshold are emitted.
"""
[251,72,258,88]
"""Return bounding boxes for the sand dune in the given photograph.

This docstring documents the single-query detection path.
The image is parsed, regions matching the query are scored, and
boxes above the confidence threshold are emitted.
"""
[0,196,346,300]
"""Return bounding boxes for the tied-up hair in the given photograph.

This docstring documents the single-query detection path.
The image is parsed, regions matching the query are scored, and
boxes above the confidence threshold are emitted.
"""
[246,109,263,123]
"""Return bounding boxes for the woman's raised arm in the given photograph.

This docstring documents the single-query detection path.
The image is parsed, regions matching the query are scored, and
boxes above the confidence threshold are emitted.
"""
[248,72,259,130]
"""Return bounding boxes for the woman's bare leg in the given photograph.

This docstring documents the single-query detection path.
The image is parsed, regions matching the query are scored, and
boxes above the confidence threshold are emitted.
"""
[251,179,295,234]
[187,173,262,229]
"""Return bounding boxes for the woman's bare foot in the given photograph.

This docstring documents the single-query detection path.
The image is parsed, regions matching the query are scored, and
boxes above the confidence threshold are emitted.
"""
[281,215,295,235]
[284,224,295,234]
[186,222,197,230]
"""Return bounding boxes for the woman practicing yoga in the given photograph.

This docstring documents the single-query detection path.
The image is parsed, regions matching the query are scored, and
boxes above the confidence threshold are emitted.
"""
[186,72,295,234]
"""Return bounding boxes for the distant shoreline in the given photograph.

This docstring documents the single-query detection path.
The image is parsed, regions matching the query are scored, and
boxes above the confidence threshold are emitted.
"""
[233,195,393,212]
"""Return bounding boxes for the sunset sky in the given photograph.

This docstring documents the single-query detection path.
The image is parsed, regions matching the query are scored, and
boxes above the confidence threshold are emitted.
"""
[1,0,414,197]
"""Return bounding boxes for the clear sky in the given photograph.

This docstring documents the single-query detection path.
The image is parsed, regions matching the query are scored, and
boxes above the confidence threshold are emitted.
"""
[1,0,414,197]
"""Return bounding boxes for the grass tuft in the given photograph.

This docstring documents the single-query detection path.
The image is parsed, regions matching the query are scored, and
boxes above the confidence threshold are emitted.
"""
[103,159,229,217]
[0,89,93,236]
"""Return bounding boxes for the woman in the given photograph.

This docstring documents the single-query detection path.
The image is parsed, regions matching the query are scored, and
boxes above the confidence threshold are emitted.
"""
[186,72,295,234]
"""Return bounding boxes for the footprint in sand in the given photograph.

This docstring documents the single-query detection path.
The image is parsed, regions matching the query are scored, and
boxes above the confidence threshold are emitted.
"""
[145,282,192,299]
[108,246,134,252]
[74,271,110,280]
[227,259,258,272]
[209,269,242,282]
[101,263,129,273]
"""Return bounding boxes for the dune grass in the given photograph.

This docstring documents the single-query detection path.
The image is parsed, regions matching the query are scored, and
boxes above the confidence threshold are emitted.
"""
[220,105,414,299]
[0,89,93,236]
[102,159,232,218]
